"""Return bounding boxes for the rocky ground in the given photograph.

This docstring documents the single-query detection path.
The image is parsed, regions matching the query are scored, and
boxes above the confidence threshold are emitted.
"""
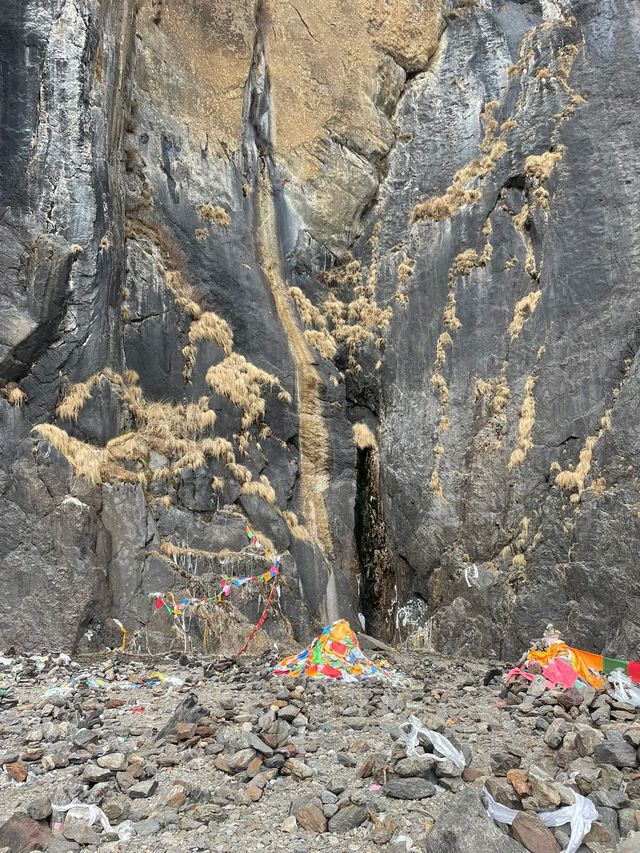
[0,646,639,853]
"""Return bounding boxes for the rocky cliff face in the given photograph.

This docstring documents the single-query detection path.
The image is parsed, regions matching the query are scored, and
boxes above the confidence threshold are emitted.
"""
[1,0,639,658]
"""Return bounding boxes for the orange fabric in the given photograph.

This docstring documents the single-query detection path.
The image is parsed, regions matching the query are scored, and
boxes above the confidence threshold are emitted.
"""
[526,642,605,689]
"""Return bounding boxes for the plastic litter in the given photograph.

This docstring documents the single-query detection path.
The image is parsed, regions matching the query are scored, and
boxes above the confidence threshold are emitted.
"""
[608,669,640,708]
[483,787,598,853]
[464,563,478,587]
[398,715,466,770]
[51,800,113,834]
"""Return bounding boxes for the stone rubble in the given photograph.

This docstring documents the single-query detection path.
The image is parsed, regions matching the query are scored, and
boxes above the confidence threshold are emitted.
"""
[0,650,637,852]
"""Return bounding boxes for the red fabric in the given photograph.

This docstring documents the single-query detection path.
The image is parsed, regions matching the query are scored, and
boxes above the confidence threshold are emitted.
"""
[543,658,579,689]
[330,641,347,656]
[506,667,535,683]
[319,664,342,678]
[628,661,640,684]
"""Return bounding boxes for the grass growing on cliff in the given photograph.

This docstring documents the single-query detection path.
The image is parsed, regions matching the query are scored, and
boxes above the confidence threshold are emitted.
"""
[508,375,537,470]
[196,203,230,228]
[524,148,565,181]
[206,353,288,429]
[304,329,337,360]
[290,287,326,329]
[282,510,311,540]
[508,290,542,339]
[1,383,27,406]
[241,476,277,507]
[352,423,377,450]
[188,311,234,355]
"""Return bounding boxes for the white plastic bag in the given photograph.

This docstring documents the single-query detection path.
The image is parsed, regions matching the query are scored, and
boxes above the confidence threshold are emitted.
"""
[51,800,113,834]
[398,715,466,770]
[483,787,598,853]
[608,669,640,708]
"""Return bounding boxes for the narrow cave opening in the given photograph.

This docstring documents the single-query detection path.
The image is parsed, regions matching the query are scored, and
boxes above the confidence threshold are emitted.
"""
[355,446,376,630]
[354,444,391,638]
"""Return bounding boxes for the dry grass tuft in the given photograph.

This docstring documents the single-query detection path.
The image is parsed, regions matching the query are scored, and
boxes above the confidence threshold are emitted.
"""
[517,516,530,546]
[195,228,209,240]
[188,311,234,355]
[429,470,444,499]
[196,203,230,228]
[398,259,415,283]
[164,270,202,319]
[304,329,337,360]
[512,554,526,569]
[509,290,541,338]
[323,255,362,288]
[290,287,326,329]
[1,383,27,406]
[123,369,139,386]
[282,510,311,540]
[182,345,197,383]
[206,353,285,429]
[452,249,479,276]
[508,375,537,470]
[435,332,453,367]
[242,475,277,506]
[524,148,565,181]
[431,372,449,405]
[413,119,510,223]
[352,422,377,450]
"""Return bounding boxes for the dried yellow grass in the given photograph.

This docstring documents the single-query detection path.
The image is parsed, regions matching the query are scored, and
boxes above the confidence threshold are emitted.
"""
[226,461,252,485]
[490,376,511,417]
[524,148,565,181]
[352,423,377,450]
[282,510,311,541]
[196,203,230,227]
[555,436,598,497]
[188,311,233,355]
[242,476,277,506]
[206,353,283,429]
[452,249,479,276]
[304,329,337,360]
[413,133,508,222]
[1,383,27,406]
[324,255,362,288]
[443,293,462,331]
[513,204,530,232]
[435,332,453,367]
[290,287,326,329]
[33,423,143,486]
[195,228,209,240]
[509,290,542,339]
[431,372,449,405]
[517,516,530,546]
[182,345,197,383]
[57,374,104,421]
[164,270,202,319]
[512,554,526,569]
[398,260,415,283]
[508,375,537,470]
[429,470,444,499]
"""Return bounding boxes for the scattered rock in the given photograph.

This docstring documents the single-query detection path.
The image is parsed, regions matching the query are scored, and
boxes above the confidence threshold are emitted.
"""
[593,734,638,768]
[512,811,561,853]
[383,777,435,799]
[128,780,158,799]
[327,804,367,834]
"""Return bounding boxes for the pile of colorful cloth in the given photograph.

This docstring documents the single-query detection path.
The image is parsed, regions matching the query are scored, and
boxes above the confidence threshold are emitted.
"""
[274,619,408,685]
[508,625,640,691]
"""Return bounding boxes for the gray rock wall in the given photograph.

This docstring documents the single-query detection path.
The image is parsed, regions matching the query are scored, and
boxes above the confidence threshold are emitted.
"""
[0,0,638,658]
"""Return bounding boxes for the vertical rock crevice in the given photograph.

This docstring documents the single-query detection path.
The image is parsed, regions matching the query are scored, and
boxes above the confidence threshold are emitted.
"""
[243,0,334,556]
